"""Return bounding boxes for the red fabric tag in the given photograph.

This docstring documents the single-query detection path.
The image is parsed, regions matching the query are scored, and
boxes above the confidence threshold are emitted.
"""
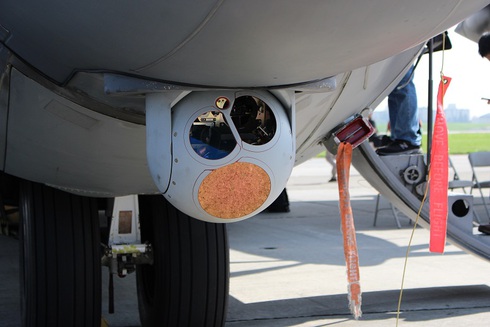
[429,76,451,253]
[336,142,362,319]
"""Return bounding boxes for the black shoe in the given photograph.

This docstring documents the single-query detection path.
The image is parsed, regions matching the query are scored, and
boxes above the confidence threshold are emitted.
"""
[370,134,392,148]
[328,176,337,182]
[266,206,290,213]
[265,189,290,213]
[380,135,393,146]
[376,139,422,156]
[478,224,490,235]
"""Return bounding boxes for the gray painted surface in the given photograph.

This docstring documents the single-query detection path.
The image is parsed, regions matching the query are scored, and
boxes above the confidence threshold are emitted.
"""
[0,46,10,171]
[1,1,488,87]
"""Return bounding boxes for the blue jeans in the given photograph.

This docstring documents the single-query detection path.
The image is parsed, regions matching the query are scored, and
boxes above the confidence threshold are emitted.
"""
[388,65,421,146]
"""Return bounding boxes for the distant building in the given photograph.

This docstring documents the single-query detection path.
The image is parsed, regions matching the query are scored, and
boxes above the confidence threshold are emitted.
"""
[419,104,470,123]
[419,106,429,123]
[444,104,470,122]
[371,108,389,124]
[477,113,490,123]
[373,103,471,126]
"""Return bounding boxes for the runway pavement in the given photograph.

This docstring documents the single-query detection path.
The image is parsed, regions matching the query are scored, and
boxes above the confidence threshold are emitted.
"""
[1,155,490,326]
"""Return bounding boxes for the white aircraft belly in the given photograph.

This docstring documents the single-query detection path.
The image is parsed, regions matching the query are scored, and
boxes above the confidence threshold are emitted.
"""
[5,69,157,197]
[1,0,488,87]
[4,44,420,196]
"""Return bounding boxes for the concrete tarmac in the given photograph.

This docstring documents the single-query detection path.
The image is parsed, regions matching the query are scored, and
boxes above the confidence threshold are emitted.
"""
[1,155,490,326]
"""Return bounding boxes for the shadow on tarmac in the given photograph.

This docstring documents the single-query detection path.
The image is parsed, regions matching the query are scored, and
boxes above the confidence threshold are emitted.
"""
[228,198,465,270]
[228,285,490,324]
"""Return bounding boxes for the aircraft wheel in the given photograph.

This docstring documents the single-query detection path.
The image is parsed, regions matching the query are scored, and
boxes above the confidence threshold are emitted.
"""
[136,194,229,327]
[19,180,101,327]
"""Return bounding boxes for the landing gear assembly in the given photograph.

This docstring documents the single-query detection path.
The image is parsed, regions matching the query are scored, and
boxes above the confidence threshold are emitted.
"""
[0,171,230,327]
[101,194,229,326]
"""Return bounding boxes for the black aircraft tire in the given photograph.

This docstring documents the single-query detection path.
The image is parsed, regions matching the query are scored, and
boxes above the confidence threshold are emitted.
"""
[19,180,101,327]
[136,194,229,327]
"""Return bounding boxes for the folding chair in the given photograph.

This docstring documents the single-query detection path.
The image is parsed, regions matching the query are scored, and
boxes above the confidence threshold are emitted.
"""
[373,193,407,229]
[468,151,490,220]
[448,156,473,193]
[449,156,483,223]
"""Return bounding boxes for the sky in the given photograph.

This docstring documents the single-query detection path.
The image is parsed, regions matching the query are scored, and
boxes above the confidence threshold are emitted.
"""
[375,26,490,119]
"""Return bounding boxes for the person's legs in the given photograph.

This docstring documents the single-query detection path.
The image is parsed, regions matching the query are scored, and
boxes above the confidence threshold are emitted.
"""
[377,66,422,155]
[325,151,337,181]
[388,67,421,146]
